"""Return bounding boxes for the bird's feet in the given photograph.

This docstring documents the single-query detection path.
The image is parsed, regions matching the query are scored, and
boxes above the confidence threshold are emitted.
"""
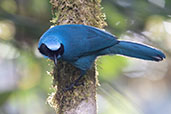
[63,70,86,91]
[64,83,75,91]
[63,78,84,91]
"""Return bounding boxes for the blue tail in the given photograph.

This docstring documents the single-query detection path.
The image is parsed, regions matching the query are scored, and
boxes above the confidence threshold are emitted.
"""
[105,41,166,61]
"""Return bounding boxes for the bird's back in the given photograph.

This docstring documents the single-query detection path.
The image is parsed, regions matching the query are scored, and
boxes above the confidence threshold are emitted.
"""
[46,24,118,61]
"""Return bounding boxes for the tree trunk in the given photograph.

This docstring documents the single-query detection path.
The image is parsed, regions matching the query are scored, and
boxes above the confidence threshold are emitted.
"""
[47,0,107,114]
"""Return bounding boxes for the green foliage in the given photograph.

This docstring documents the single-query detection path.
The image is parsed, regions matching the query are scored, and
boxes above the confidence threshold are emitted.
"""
[0,91,12,106]
[103,2,127,34]
[0,0,17,14]
[97,56,128,81]
[29,0,50,17]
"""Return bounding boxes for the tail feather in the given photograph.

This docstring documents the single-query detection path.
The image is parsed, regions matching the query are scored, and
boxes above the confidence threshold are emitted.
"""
[108,41,166,61]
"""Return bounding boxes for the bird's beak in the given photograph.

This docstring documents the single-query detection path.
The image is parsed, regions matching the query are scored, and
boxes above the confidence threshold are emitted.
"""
[54,55,58,67]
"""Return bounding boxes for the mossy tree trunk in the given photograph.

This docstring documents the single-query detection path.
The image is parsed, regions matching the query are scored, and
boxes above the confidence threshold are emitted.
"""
[48,0,107,114]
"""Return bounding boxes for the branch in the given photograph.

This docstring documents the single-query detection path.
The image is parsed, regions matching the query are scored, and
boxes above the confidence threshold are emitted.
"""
[47,0,107,114]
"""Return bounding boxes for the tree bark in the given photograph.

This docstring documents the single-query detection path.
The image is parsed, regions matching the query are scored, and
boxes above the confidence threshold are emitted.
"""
[47,0,106,114]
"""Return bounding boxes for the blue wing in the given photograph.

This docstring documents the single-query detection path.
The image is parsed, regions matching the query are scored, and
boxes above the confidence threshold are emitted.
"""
[44,24,119,61]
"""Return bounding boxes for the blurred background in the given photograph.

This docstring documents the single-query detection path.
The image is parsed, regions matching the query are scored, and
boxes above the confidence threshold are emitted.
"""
[0,0,171,114]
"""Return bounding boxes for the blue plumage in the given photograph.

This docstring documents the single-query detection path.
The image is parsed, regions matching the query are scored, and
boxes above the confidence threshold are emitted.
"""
[38,24,165,90]
[100,41,165,61]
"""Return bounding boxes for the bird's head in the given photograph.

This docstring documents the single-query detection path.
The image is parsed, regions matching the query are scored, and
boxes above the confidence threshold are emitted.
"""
[38,36,64,66]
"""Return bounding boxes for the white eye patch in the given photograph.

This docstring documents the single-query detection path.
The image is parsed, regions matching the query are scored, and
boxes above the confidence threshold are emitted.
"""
[47,42,61,51]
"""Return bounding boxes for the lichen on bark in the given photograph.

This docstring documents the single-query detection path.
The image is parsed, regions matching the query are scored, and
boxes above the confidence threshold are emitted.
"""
[47,0,107,114]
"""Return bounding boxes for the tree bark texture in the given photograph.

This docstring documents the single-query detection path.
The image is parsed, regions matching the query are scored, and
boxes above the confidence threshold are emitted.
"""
[47,0,107,114]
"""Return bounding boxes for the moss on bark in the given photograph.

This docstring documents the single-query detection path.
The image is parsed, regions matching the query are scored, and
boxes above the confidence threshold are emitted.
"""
[47,0,106,113]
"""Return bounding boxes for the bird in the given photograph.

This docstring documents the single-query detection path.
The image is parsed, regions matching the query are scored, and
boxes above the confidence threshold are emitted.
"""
[38,24,166,90]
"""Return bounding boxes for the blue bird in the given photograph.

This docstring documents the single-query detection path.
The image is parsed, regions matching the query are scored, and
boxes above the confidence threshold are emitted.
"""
[38,24,165,90]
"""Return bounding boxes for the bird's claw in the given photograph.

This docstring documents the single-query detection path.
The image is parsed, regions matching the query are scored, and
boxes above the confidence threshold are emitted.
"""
[63,81,84,91]
[63,70,86,91]
[63,83,76,91]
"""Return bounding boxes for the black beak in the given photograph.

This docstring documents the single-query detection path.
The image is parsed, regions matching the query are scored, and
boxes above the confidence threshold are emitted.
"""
[54,55,58,67]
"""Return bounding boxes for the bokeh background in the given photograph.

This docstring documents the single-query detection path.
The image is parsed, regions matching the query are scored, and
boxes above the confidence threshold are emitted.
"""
[0,0,171,114]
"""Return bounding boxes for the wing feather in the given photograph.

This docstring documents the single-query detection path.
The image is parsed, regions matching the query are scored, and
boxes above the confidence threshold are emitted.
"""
[48,24,119,60]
